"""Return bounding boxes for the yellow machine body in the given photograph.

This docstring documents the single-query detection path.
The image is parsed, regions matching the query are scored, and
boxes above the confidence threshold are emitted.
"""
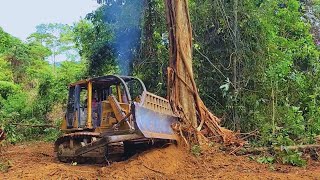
[55,75,177,162]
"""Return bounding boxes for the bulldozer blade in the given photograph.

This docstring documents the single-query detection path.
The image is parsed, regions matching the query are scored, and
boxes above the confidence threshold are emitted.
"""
[134,104,178,140]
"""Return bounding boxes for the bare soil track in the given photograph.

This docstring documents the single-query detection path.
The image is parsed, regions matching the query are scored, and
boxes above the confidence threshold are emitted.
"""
[1,142,320,179]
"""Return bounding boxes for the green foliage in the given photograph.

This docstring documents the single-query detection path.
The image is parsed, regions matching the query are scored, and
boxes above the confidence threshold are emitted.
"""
[245,0,319,146]
[253,150,306,167]
[187,0,320,150]
[74,18,116,76]
[0,159,11,173]
[0,24,84,143]
[0,81,20,101]
[43,118,62,142]
[133,0,169,96]
[28,23,78,62]
[280,150,306,167]
[257,156,275,164]
[43,127,62,142]
[0,27,21,54]
[0,57,13,81]
[191,144,202,156]
[3,123,21,143]
[1,92,29,121]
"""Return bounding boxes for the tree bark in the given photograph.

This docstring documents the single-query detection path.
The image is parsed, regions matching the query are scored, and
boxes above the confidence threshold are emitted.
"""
[164,0,240,146]
[165,0,198,129]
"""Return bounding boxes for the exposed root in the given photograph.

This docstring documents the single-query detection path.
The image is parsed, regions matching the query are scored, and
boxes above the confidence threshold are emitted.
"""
[142,164,166,175]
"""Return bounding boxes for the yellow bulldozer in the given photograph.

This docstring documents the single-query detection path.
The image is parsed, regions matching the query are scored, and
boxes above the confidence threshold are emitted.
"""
[54,75,178,162]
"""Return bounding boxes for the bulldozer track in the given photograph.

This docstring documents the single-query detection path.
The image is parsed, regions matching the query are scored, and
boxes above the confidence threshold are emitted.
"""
[55,132,127,163]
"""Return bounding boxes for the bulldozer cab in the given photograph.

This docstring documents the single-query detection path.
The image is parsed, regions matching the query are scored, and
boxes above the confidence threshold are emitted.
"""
[63,75,146,132]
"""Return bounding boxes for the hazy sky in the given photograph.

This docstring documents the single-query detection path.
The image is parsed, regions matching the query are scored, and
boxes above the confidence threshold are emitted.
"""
[0,0,100,41]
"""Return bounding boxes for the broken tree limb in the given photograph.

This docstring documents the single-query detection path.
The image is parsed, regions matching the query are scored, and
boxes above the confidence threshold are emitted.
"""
[143,164,166,175]
[11,123,56,128]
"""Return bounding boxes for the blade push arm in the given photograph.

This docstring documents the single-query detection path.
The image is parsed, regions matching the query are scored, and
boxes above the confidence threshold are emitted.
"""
[108,95,133,130]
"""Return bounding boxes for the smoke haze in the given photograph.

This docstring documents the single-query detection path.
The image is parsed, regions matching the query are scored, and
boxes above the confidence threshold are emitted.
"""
[102,0,144,75]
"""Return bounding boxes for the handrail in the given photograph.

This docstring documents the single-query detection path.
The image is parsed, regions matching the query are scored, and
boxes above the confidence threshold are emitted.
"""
[139,91,175,116]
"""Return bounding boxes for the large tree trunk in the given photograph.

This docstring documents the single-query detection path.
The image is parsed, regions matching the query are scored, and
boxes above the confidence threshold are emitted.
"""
[164,0,240,146]
[165,0,198,128]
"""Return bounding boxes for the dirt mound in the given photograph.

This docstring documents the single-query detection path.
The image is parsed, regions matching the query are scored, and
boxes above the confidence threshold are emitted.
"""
[102,144,320,180]
[101,145,186,179]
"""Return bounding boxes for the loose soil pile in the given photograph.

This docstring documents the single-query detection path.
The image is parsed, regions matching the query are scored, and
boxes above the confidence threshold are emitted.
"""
[0,142,320,179]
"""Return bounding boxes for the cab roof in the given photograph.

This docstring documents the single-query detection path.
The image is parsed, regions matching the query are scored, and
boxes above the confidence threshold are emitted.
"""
[69,75,136,87]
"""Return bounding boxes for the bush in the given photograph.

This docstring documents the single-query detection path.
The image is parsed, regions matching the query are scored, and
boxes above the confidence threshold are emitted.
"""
[0,81,20,100]
[0,92,29,122]
[280,150,306,167]
[43,127,62,142]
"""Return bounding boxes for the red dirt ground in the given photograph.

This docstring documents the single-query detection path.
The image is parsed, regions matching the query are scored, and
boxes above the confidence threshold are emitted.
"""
[0,141,320,179]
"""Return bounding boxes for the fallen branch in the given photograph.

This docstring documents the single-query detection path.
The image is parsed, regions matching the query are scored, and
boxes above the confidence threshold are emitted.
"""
[11,123,56,128]
[143,164,166,175]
